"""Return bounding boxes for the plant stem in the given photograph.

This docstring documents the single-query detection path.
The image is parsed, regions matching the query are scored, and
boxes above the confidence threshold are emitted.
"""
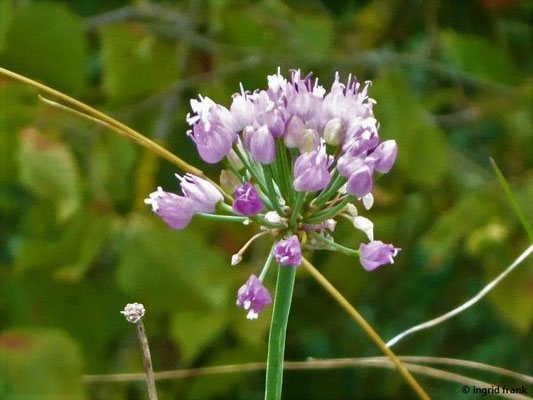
[265,265,296,400]
[308,231,360,256]
[263,164,284,214]
[289,191,305,227]
[490,158,533,242]
[196,213,249,223]
[259,248,276,281]
[301,258,430,400]
[135,320,158,400]
[312,172,344,209]
[306,196,353,223]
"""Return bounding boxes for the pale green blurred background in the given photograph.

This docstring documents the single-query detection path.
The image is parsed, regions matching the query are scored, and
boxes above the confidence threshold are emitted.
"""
[0,0,532,399]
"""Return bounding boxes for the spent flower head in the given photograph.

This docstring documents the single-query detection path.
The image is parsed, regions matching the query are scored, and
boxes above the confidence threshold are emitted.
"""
[146,69,399,319]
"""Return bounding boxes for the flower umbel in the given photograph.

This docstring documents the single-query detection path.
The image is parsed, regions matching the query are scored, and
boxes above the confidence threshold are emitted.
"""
[146,69,400,318]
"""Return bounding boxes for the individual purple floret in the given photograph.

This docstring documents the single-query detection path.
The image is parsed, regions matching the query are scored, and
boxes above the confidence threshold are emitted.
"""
[274,235,302,267]
[369,140,398,173]
[346,164,373,197]
[293,142,332,192]
[144,187,195,230]
[359,240,400,271]
[187,96,237,163]
[236,274,272,319]
[233,182,264,216]
[177,173,223,213]
[249,125,276,164]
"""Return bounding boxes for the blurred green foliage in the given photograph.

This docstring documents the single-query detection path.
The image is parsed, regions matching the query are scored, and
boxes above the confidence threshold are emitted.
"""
[0,0,532,399]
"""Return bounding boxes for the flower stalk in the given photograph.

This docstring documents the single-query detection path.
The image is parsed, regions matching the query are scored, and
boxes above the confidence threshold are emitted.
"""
[265,264,297,400]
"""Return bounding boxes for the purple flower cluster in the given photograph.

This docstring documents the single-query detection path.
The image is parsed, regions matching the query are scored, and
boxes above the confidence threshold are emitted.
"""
[147,69,401,319]
[186,70,397,198]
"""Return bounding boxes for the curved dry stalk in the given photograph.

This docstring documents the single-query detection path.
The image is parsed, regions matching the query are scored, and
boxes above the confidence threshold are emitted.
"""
[0,67,201,176]
[387,244,533,348]
[83,357,531,400]
[83,356,533,385]
[398,357,533,384]
[300,258,431,400]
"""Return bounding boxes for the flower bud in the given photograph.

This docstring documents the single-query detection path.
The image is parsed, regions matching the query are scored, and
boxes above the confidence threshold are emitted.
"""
[293,144,332,192]
[226,149,244,171]
[371,140,397,173]
[231,254,242,266]
[346,203,358,216]
[298,128,319,153]
[353,216,374,241]
[250,125,276,164]
[284,115,305,148]
[362,193,374,210]
[220,169,241,193]
[346,166,373,197]
[265,211,283,224]
[323,118,344,146]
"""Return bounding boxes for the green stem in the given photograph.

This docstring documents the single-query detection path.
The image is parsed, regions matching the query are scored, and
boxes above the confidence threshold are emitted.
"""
[263,164,284,214]
[196,213,248,223]
[307,196,354,223]
[289,191,305,228]
[265,265,296,400]
[490,158,533,242]
[277,140,294,204]
[308,231,360,257]
[312,173,345,210]
[259,248,275,281]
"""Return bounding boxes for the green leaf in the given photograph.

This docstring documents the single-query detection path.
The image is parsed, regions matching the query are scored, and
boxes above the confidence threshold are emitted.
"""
[18,129,81,220]
[221,7,281,50]
[170,311,227,363]
[441,31,519,85]
[0,0,13,51]
[0,328,86,399]
[0,2,88,95]
[115,215,233,313]
[372,71,449,187]
[100,23,179,102]
[422,193,498,267]
[0,84,38,183]
[15,210,112,279]
[289,14,334,56]
[480,246,533,332]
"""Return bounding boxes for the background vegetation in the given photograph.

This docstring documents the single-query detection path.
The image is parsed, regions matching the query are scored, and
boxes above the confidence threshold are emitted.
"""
[0,0,532,398]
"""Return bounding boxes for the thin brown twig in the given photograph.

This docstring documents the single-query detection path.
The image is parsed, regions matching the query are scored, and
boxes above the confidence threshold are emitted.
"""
[301,258,431,400]
[82,357,532,400]
[136,320,158,400]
